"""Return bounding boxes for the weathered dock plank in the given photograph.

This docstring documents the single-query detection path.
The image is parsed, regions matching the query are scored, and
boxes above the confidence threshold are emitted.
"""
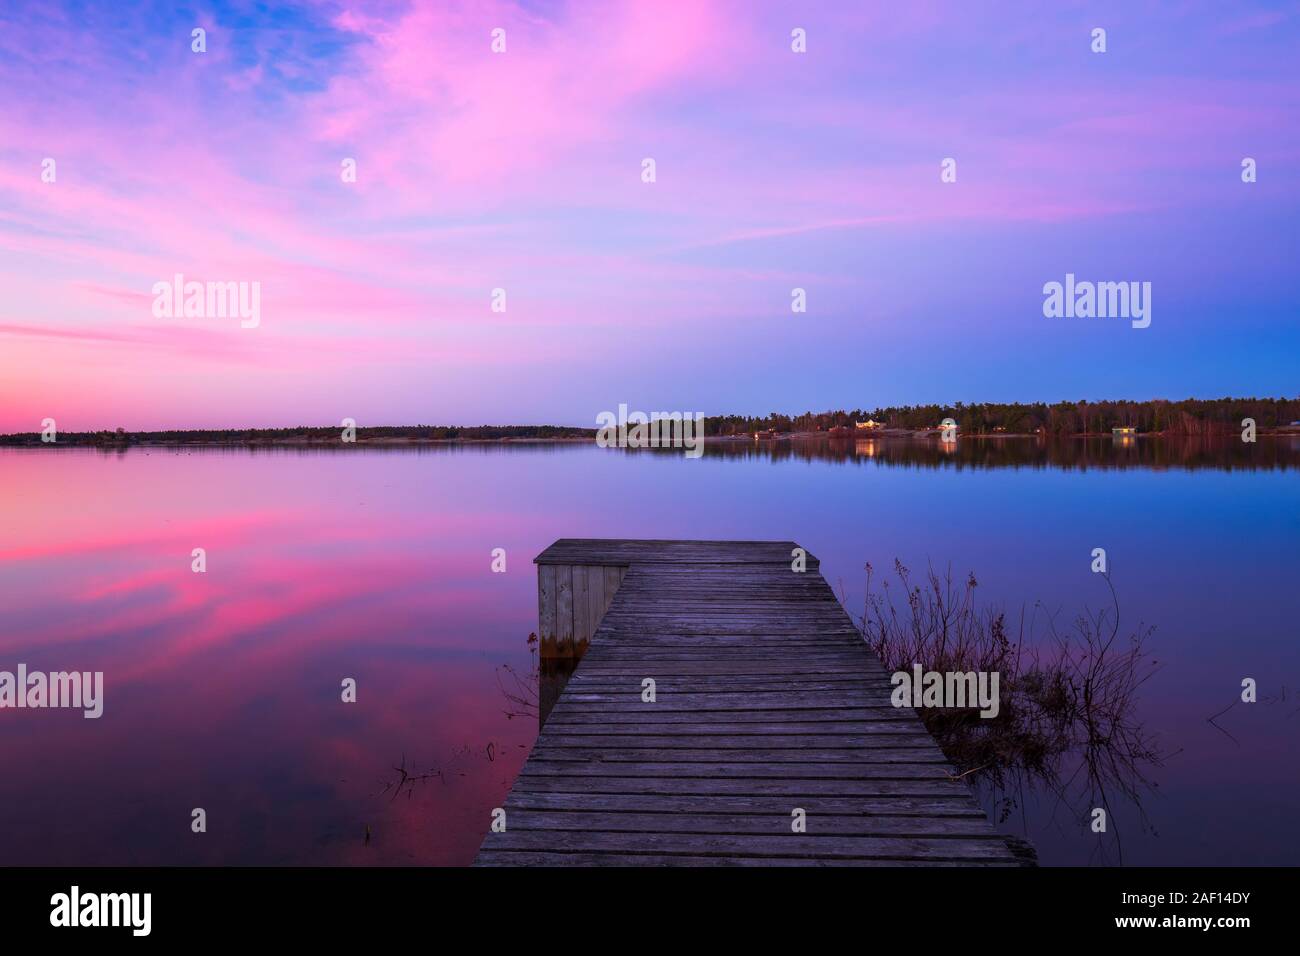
[475,539,1019,867]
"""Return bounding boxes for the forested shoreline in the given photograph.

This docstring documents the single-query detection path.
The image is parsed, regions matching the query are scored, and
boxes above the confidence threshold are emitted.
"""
[2,397,1296,445]
[707,397,1300,437]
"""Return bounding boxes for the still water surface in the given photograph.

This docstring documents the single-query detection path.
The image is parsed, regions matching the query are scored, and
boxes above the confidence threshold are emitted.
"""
[1,437,1296,865]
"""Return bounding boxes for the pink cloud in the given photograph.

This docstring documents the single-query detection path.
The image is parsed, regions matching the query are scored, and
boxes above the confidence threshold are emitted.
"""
[0,1,1296,429]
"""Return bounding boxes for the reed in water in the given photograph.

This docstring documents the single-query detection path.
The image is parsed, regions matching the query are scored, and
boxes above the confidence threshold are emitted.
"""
[858,560,1168,863]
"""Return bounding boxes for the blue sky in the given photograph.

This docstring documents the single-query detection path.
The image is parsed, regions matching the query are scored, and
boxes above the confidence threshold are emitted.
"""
[0,0,1296,429]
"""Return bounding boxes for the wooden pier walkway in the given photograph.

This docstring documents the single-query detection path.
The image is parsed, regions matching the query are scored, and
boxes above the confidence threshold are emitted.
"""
[474,539,1021,866]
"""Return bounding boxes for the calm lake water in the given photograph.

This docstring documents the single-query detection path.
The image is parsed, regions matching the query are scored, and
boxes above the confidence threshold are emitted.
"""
[1,436,1297,866]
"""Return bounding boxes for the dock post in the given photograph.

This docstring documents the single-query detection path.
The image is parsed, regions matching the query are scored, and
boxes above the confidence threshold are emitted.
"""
[536,561,624,660]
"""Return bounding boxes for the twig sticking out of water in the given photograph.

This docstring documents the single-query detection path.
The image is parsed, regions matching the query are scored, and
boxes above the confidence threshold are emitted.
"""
[496,632,540,719]
[1206,700,1241,745]
[378,752,444,800]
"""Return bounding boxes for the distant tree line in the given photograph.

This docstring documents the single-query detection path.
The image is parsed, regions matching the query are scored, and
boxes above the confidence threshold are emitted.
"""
[703,397,1300,436]
[3,398,1297,445]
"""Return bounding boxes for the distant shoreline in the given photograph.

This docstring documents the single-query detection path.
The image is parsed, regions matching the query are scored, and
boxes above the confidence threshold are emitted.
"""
[3,427,1296,448]
[0,435,597,448]
[6,396,1296,447]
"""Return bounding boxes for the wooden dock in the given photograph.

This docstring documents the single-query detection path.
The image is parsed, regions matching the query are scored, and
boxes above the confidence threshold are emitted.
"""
[475,539,1022,866]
